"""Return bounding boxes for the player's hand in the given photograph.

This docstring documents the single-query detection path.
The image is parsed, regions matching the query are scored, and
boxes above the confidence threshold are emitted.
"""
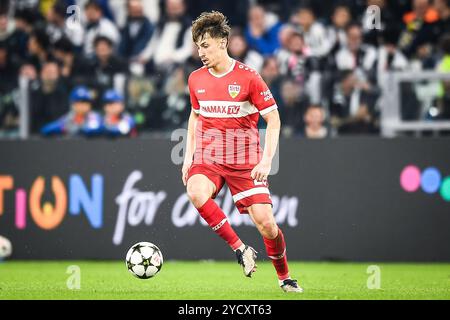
[182,159,193,186]
[251,159,271,182]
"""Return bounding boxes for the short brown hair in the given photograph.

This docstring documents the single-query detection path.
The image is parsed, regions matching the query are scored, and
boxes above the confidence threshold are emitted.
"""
[191,11,231,44]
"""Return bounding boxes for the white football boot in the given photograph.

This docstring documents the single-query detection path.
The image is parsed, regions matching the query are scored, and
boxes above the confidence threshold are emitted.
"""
[235,245,258,277]
[280,278,304,293]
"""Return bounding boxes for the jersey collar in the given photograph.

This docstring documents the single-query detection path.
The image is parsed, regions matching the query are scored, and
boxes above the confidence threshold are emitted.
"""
[208,59,236,78]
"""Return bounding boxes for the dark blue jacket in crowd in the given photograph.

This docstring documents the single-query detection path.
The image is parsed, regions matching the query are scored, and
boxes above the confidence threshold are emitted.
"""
[119,17,154,59]
[245,22,282,56]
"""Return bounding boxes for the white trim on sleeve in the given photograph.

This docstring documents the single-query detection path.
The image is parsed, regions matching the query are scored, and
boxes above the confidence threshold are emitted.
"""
[259,104,278,116]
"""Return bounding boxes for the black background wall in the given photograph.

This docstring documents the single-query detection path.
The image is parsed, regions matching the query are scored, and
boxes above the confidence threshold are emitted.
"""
[0,138,449,261]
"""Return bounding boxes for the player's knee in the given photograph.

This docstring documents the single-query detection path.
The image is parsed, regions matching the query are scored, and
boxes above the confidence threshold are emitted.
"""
[186,184,210,208]
[258,219,278,239]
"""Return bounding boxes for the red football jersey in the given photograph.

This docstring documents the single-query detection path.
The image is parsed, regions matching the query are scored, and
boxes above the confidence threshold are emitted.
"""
[188,59,277,168]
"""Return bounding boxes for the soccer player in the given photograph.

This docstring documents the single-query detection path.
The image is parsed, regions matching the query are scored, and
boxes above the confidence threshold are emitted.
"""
[181,11,302,292]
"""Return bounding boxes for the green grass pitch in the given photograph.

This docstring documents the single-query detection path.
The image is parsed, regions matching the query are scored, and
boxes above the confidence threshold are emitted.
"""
[1,261,449,299]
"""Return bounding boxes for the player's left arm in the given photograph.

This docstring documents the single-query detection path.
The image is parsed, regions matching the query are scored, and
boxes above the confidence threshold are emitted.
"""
[249,73,281,182]
[251,109,280,182]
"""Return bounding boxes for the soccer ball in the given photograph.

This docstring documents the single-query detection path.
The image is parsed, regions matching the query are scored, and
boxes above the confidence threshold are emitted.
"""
[0,235,12,260]
[125,242,163,279]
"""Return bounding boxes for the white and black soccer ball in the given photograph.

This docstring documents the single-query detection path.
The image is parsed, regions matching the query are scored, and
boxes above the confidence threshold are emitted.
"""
[126,242,163,279]
[0,235,12,260]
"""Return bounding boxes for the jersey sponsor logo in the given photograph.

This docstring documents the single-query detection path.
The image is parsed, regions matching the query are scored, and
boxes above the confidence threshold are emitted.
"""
[228,84,241,99]
[201,105,241,115]
[197,89,205,94]
[198,100,259,118]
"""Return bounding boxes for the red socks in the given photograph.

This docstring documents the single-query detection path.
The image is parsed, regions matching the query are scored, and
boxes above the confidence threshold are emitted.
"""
[197,198,243,250]
[198,199,290,280]
[263,228,290,280]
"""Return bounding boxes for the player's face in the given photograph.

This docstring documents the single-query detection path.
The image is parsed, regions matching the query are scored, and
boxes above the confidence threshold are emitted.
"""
[195,34,224,69]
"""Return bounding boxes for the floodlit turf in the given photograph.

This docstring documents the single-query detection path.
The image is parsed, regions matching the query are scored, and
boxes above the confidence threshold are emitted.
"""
[0,261,449,300]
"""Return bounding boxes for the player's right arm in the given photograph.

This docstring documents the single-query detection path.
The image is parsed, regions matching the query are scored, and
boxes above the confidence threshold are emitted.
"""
[182,109,198,186]
[182,73,201,186]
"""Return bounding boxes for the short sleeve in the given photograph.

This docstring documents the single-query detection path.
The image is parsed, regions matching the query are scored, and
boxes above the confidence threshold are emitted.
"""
[249,73,278,116]
[188,74,200,114]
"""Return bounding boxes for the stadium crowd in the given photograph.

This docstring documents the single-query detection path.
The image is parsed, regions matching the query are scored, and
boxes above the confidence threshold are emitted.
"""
[0,0,449,138]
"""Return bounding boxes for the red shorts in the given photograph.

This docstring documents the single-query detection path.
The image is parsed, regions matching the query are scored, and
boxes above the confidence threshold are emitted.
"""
[187,162,272,214]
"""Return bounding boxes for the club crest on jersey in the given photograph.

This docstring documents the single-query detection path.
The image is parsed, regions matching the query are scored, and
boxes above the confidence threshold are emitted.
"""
[228,84,240,99]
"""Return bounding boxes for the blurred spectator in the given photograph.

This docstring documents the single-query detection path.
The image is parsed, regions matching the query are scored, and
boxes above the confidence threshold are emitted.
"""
[376,27,409,85]
[126,76,155,128]
[294,6,331,57]
[403,0,439,24]
[276,29,321,101]
[260,56,282,105]
[0,40,19,133]
[147,67,190,130]
[20,28,52,78]
[89,35,128,107]
[277,24,295,51]
[0,39,18,92]
[14,7,44,33]
[119,0,153,64]
[326,5,351,56]
[78,0,116,24]
[182,42,202,77]
[83,0,120,57]
[187,0,250,29]
[398,0,439,58]
[245,5,281,56]
[101,89,136,137]
[228,31,263,72]
[39,0,72,17]
[10,0,40,12]
[41,85,101,136]
[303,105,328,139]
[138,0,192,75]
[52,36,92,86]
[411,42,437,70]
[415,0,450,57]
[30,61,70,133]
[436,33,450,119]
[278,79,308,138]
[433,0,450,35]
[330,70,379,135]
[12,9,40,61]
[335,23,377,84]
[0,10,14,41]
[110,0,160,28]
[45,0,84,49]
